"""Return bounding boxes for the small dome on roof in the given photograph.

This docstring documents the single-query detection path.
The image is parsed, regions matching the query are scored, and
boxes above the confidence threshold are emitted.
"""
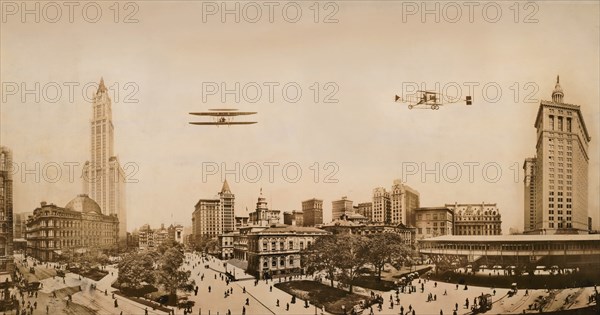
[65,194,102,214]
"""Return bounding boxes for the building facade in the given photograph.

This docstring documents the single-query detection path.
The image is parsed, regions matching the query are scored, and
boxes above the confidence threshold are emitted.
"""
[233,226,266,261]
[523,157,537,232]
[192,181,235,241]
[168,224,184,243]
[283,210,304,226]
[220,181,235,233]
[390,180,420,226]
[420,234,600,268]
[138,224,154,250]
[372,187,390,223]
[218,232,235,260]
[249,191,280,226]
[302,198,323,227]
[321,221,416,247]
[14,212,32,240]
[446,203,502,236]
[0,147,14,272]
[332,197,353,221]
[137,223,174,250]
[235,215,249,230]
[524,77,591,234]
[246,225,329,279]
[356,202,373,221]
[26,195,119,262]
[82,78,127,240]
[414,207,453,240]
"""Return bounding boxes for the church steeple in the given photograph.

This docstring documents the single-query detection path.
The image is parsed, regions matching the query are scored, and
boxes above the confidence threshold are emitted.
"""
[552,75,564,103]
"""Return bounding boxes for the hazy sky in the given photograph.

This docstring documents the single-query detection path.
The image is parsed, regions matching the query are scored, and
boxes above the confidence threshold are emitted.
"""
[1,1,599,233]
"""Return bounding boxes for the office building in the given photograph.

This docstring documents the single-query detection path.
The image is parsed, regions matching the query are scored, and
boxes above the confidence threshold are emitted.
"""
[524,77,591,234]
[302,198,323,227]
[82,78,127,240]
[0,147,14,272]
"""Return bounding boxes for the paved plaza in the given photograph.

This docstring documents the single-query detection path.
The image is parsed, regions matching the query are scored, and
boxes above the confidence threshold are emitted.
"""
[3,253,597,315]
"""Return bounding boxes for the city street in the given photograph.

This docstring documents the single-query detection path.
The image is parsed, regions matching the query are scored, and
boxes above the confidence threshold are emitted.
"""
[180,254,598,315]
[181,252,331,315]
[5,253,597,315]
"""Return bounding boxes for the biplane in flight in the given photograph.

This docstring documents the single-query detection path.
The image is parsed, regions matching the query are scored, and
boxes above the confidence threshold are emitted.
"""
[394,90,472,110]
[189,109,257,126]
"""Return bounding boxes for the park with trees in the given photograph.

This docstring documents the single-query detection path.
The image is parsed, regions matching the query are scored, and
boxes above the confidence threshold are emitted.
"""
[276,232,417,314]
[113,240,195,307]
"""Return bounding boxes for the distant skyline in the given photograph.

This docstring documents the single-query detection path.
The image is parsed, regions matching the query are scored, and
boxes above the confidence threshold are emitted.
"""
[1,2,598,233]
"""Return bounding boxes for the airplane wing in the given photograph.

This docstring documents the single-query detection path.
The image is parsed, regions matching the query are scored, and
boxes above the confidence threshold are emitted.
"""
[189,112,257,116]
[189,121,257,125]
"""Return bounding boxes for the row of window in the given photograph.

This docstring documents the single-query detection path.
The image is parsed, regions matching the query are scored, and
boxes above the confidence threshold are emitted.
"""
[548,204,573,209]
[548,115,572,132]
[548,222,573,228]
[548,162,573,168]
[262,256,295,269]
[548,186,572,191]
[547,156,573,162]
[260,240,311,251]
[549,210,572,215]
[548,216,572,221]
[548,150,573,156]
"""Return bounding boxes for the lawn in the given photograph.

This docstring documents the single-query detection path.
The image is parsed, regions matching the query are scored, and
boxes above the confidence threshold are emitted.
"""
[349,276,397,291]
[113,291,173,313]
[275,280,367,315]
[68,267,109,281]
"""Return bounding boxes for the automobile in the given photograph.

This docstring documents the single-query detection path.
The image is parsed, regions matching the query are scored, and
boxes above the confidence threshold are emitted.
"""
[472,294,493,313]
[157,295,169,305]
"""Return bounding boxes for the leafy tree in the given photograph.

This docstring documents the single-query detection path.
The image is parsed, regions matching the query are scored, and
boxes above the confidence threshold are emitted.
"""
[117,252,156,291]
[364,233,411,280]
[156,240,184,255]
[155,248,194,303]
[336,234,369,293]
[193,236,218,254]
[302,234,370,293]
[302,235,339,287]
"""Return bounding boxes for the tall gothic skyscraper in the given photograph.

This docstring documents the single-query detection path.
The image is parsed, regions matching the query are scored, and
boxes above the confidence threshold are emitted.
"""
[523,76,591,234]
[83,78,127,240]
[0,146,14,272]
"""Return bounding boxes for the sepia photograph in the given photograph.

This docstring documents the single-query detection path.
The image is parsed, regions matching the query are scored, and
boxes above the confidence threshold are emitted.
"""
[1,1,599,314]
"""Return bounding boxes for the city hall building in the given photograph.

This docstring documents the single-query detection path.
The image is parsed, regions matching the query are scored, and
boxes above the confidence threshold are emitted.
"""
[26,194,119,261]
[246,224,330,279]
